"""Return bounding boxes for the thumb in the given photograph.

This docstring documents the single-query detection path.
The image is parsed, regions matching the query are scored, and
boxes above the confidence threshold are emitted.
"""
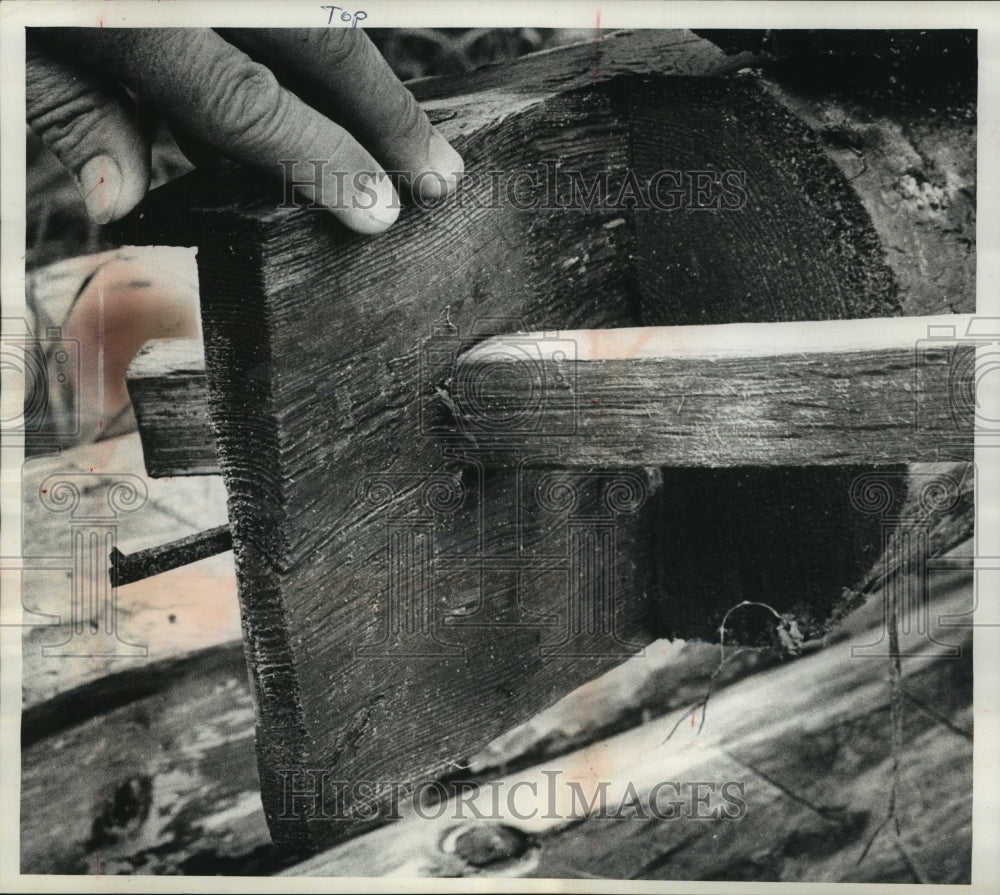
[26,36,149,224]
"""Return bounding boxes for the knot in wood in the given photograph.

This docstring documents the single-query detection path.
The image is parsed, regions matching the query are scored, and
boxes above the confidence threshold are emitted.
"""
[447,822,531,867]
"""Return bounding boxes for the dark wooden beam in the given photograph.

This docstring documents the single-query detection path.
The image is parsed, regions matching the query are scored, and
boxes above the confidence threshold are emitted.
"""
[127,338,217,477]
[127,315,972,476]
[118,29,922,853]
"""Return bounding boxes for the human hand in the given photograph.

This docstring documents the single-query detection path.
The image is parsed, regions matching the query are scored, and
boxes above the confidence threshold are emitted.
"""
[26,28,464,234]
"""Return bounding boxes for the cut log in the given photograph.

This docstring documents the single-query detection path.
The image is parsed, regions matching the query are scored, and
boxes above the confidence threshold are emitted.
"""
[115,30,931,852]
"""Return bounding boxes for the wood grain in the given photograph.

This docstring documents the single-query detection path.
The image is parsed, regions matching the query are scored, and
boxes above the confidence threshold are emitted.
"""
[127,338,217,477]
[19,432,235,709]
[20,643,294,875]
[119,30,914,852]
[286,546,973,882]
[127,316,973,475]
[22,529,971,880]
[417,317,974,467]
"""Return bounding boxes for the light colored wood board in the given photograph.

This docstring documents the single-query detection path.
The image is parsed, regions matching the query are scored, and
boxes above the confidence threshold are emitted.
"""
[126,313,973,476]
[20,643,289,875]
[435,342,972,467]
[18,433,235,708]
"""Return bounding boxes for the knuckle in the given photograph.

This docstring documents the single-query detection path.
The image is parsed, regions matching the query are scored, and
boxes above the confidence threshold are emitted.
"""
[320,29,367,68]
[27,83,109,161]
[204,59,286,146]
[392,89,429,146]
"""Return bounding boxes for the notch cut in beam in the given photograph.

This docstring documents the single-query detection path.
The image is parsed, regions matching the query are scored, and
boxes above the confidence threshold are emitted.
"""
[127,314,976,477]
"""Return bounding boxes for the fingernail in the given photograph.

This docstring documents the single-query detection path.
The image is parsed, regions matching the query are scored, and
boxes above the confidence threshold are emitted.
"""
[79,156,123,225]
[417,131,464,202]
[348,172,399,233]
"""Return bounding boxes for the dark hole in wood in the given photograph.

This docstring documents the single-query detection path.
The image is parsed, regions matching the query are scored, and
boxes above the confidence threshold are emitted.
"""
[652,466,900,644]
[450,823,531,867]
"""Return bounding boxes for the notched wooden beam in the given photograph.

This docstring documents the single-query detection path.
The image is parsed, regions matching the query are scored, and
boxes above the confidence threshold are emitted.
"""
[127,338,217,477]
[127,315,974,477]
[117,29,962,854]
[440,315,975,465]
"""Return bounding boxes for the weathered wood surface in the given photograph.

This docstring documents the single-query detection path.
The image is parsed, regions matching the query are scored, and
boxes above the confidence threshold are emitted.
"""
[128,315,973,475]
[21,499,972,879]
[451,319,973,466]
[20,642,291,875]
[18,431,256,875]
[286,539,973,881]
[127,337,217,476]
[119,29,927,852]
[18,432,234,709]
[110,523,232,587]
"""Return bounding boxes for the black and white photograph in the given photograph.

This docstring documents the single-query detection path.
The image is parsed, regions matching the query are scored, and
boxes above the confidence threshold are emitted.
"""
[1,2,997,889]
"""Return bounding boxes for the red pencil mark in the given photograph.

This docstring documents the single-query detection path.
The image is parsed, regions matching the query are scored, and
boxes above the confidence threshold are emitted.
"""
[691,712,696,727]
[594,11,601,82]
[41,489,47,494]
[84,176,106,199]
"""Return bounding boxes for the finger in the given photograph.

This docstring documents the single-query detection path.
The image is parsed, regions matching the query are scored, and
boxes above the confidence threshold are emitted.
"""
[26,33,150,224]
[43,28,400,234]
[218,28,464,202]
